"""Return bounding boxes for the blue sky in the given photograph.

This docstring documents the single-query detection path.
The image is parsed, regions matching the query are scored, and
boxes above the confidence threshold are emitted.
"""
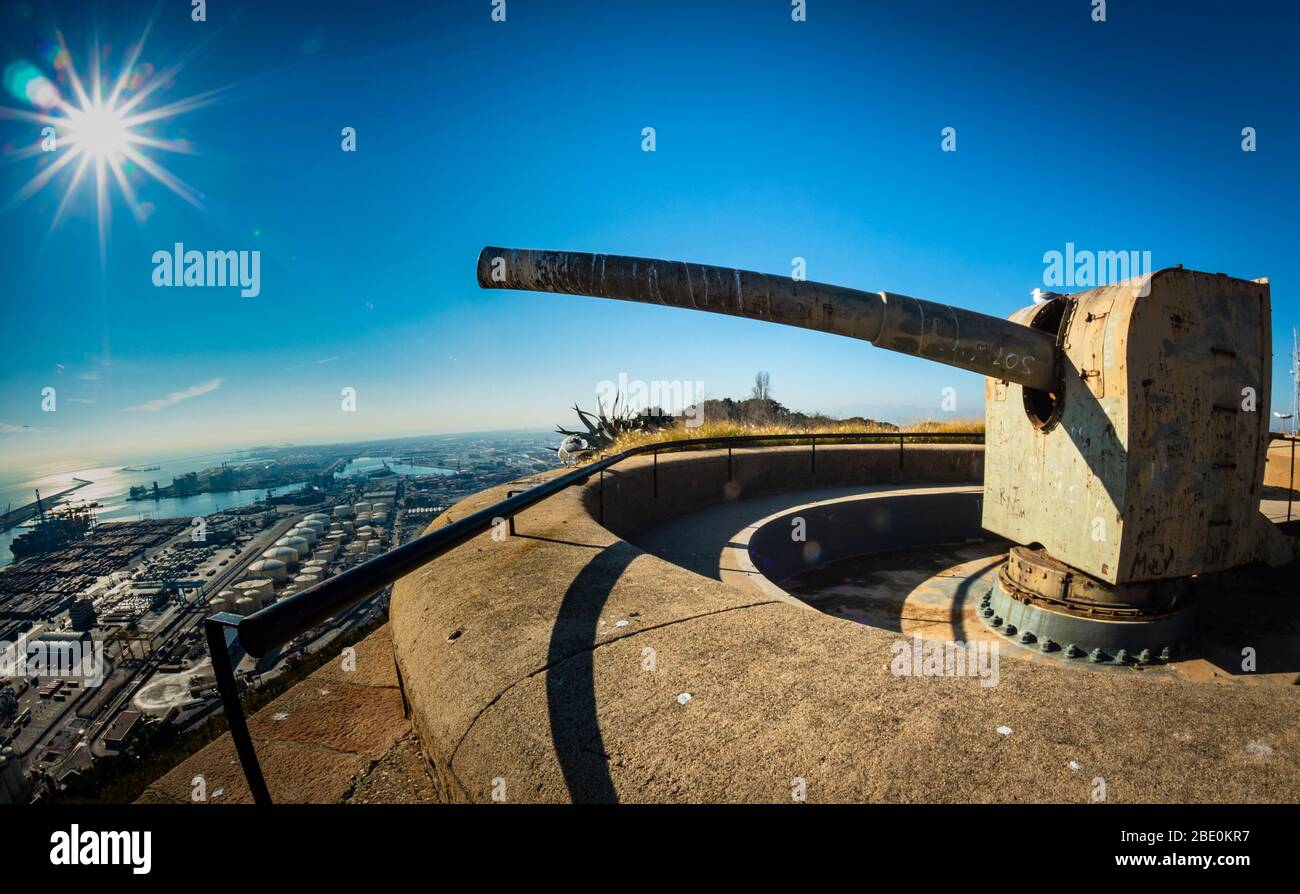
[2,0,1298,468]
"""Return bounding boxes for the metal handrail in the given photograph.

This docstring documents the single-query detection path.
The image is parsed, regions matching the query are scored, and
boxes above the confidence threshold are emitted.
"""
[204,430,982,803]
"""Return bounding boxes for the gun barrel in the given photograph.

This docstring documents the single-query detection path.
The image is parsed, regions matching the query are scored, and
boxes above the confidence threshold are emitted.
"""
[477,247,1058,391]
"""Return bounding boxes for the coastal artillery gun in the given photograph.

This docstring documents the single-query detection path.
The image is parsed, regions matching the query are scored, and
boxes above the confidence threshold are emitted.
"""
[478,247,1297,661]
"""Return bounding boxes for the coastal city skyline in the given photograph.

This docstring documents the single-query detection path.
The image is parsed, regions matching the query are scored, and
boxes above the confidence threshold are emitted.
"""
[4,1,1299,474]
[0,428,558,567]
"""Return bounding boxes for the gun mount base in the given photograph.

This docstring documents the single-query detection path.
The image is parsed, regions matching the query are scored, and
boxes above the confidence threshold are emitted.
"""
[979,547,1200,665]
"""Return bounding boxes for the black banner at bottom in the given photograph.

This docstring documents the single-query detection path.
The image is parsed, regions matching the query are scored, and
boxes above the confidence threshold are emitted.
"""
[8,803,1292,881]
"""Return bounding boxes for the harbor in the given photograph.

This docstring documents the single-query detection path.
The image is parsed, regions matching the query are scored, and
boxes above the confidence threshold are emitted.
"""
[0,479,92,534]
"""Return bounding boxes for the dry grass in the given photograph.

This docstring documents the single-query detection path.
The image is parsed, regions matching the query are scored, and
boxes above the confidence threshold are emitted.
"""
[602,416,984,456]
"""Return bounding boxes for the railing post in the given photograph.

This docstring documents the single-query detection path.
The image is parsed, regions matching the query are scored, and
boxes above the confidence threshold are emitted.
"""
[506,490,521,535]
[727,445,733,481]
[811,436,816,475]
[204,616,271,805]
[899,433,905,468]
[1289,436,1295,523]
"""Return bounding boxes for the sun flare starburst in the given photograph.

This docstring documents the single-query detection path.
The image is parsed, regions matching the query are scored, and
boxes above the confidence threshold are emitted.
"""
[1,24,217,259]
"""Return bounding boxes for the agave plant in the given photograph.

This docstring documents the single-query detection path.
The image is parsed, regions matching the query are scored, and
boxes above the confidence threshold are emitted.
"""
[554,395,672,455]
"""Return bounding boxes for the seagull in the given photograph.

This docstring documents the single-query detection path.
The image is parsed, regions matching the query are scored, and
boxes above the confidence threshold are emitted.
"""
[558,435,589,466]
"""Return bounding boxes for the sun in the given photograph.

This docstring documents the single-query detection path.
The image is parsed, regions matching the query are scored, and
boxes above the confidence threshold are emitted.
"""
[1,23,218,260]
[66,101,132,160]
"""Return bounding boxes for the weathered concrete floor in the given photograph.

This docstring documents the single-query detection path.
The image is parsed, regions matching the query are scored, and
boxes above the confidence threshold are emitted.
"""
[637,486,1300,685]
[390,458,1300,803]
[632,483,883,583]
[138,625,438,804]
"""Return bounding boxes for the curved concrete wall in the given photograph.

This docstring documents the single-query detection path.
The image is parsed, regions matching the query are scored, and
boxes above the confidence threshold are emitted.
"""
[748,489,985,585]
[587,443,983,541]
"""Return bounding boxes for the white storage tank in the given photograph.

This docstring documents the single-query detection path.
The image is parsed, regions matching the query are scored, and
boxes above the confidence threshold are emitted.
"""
[346,541,364,555]
[334,504,353,518]
[341,521,355,535]
[306,513,332,525]
[234,597,257,616]
[276,535,310,558]
[262,546,300,566]
[229,585,260,611]
[207,594,229,613]
[354,502,372,514]
[294,572,321,587]
[235,578,273,607]
[289,526,318,546]
[366,541,383,555]
[246,558,288,582]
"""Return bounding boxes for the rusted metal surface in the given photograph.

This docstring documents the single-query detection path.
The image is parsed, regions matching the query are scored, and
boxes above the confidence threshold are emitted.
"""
[983,269,1294,584]
[477,246,1058,390]
[1001,545,1189,613]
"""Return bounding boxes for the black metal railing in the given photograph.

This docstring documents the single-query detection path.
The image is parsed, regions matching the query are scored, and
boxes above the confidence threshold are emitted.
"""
[1271,430,1298,523]
[204,430,984,802]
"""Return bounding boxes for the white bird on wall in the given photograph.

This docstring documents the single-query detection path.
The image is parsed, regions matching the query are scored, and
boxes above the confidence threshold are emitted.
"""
[558,435,589,466]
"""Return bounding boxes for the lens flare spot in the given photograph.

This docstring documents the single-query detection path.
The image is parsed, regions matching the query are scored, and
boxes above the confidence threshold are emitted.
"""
[3,60,59,109]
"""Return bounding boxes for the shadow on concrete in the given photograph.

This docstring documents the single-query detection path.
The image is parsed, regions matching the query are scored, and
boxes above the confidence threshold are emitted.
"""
[947,554,1004,644]
[517,533,607,550]
[544,540,639,803]
[782,542,1005,635]
[1192,561,1300,676]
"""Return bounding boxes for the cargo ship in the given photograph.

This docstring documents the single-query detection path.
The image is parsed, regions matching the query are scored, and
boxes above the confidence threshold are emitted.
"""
[8,494,95,562]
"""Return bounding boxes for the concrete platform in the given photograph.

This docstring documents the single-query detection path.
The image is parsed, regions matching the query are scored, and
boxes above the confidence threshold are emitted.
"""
[388,445,1300,803]
[138,624,437,804]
